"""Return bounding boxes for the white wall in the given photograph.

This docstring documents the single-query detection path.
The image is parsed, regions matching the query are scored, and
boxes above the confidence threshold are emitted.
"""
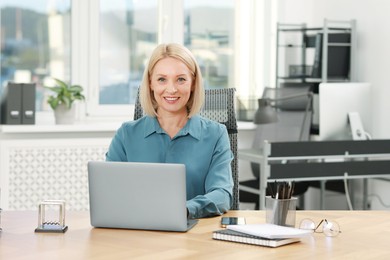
[277,0,390,210]
[277,0,390,139]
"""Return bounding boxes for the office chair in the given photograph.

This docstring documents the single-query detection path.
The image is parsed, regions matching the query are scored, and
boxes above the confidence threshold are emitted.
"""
[134,88,239,210]
[239,86,314,209]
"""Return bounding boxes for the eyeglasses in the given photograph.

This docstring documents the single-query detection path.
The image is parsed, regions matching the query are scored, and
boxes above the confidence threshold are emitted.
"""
[299,218,341,237]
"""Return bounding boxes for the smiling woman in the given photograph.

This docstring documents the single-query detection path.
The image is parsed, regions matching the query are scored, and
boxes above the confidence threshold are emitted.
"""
[140,43,205,119]
[138,43,204,139]
[149,57,193,134]
[106,43,234,219]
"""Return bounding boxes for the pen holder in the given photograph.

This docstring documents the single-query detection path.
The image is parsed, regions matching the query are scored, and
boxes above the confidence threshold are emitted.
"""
[265,196,297,227]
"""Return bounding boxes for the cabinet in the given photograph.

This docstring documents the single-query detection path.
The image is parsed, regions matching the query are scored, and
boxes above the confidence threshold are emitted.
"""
[0,125,116,210]
[275,19,357,131]
[275,19,356,87]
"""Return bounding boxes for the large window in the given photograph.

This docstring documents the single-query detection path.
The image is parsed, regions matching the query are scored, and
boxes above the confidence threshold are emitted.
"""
[1,0,273,121]
[184,0,235,89]
[0,0,71,111]
[90,0,235,117]
[98,0,157,106]
[89,0,271,118]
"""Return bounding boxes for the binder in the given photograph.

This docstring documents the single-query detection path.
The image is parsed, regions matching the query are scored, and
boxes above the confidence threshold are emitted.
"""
[311,33,351,79]
[0,82,36,124]
[311,33,322,78]
[21,83,36,124]
[1,83,22,124]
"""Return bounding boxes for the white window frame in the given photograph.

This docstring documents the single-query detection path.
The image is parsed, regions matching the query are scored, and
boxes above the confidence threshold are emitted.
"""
[235,0,277,99]
[80,0,182,119]
[71,0,275,121]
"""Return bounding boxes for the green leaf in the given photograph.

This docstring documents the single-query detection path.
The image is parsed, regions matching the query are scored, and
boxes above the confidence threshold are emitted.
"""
[44,77,85,111]
[63,97,71,108]
[47,96,59,110]
[53,78,68,89]
[69,85,83,92]
[49,86,63,94]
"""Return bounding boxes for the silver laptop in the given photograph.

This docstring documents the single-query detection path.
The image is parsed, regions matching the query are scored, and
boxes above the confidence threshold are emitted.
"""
[88,161,198,232]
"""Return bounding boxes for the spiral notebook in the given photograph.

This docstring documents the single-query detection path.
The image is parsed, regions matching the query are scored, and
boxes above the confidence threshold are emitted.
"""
[213,229,301,248]
[227,223,312,239]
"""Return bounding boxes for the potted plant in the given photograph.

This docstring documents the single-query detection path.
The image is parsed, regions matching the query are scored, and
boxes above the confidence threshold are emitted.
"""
[45,78,85,124]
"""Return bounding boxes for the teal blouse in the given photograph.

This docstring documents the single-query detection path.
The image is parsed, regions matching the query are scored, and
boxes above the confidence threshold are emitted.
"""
[106,115,233,218]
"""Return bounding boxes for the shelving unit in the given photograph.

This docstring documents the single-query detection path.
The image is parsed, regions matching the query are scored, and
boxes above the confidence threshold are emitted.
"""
[275,19,357,132]
[275,19,357,88]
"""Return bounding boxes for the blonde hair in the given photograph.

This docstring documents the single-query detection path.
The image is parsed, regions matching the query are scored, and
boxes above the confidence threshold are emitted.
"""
[139,43,204,118]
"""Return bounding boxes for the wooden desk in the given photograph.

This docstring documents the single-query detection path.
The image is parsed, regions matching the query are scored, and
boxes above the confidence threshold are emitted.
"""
[1,210,390,259]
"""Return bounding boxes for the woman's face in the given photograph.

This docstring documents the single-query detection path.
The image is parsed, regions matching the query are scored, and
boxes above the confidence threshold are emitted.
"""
[150,57,193,116]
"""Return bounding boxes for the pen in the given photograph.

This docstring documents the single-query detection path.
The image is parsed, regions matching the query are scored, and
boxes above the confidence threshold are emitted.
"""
[268,181,295,200]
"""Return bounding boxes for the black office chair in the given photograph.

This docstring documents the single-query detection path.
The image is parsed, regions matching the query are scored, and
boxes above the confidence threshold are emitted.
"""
[239,86,314,209]
[134,88,240,210]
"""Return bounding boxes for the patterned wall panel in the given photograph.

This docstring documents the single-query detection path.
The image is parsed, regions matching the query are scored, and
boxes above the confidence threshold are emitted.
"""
[2,139,110,210]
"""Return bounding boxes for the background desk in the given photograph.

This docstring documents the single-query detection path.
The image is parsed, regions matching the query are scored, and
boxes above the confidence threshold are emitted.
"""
[238,140,390,210]
[1,210,390,259]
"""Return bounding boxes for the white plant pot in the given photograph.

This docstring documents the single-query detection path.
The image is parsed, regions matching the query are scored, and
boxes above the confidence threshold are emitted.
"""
[54,104,76,124]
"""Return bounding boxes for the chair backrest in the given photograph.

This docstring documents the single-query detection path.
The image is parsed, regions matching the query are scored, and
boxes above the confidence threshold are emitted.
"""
[133,88,239,210]
[251,86,313,179]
